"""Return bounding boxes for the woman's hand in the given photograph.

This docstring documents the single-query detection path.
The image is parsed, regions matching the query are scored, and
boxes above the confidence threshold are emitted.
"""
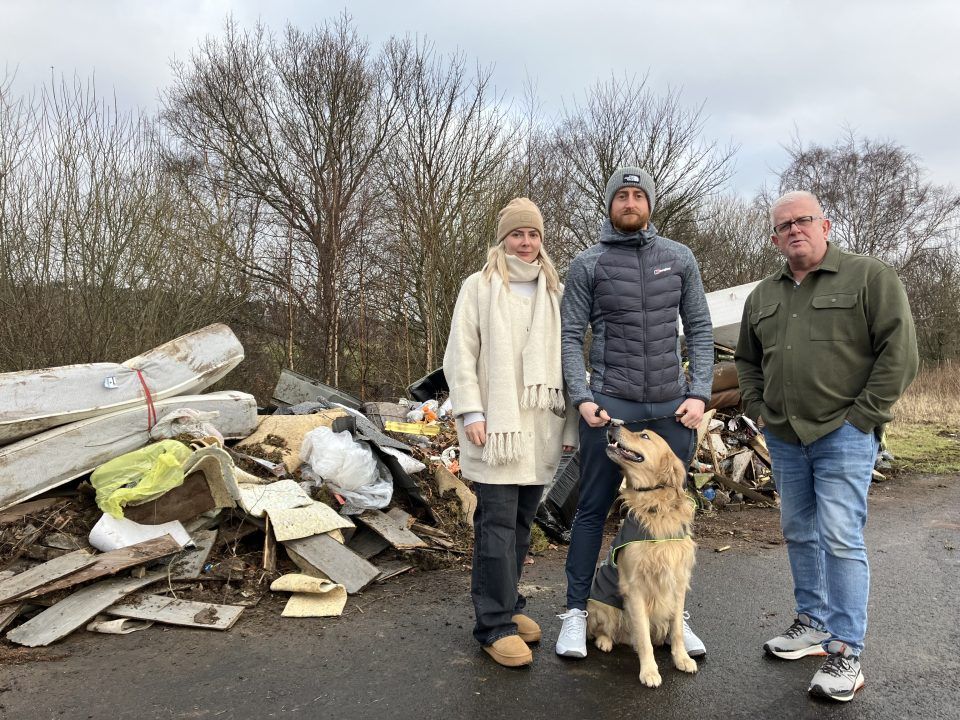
[465,419,487,446]
[674,398,706,429]
[578,401,610,428]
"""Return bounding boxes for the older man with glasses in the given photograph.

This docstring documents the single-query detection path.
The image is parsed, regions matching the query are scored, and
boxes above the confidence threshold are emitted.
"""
[735,190,918,702]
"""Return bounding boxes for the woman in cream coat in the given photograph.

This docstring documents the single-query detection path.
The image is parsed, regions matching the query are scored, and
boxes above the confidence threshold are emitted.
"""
[443,197,577,667]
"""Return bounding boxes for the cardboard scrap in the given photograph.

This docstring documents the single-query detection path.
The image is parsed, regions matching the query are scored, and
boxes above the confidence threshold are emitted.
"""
[236,411,347,472]
[271,573,348,617]
[238,479,313,518]
[266,502,355,542]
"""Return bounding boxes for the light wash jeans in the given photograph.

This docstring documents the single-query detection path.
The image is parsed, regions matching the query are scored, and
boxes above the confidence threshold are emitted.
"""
[764,421,878,654]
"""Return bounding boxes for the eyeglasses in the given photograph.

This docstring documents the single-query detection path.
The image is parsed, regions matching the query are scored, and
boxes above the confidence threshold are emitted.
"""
[773,215,823,237]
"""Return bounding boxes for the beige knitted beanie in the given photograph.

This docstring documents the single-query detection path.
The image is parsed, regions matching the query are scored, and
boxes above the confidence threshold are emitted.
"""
[496,197,544,242]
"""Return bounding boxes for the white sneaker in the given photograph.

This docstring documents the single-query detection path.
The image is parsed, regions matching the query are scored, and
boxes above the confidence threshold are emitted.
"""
[555,608,588,658]
[682,612,706,658]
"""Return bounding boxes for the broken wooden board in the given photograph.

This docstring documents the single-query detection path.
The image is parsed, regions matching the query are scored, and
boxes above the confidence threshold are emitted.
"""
[105,593,243,630]
[375,560,414,582]
[712,471,773,506]
[748,434,771,466]
[169,529,218,581]
[15,535,182,600]
[356,509,428,550]
[0,602,24,632]
[695,409,718,458]
[124,474,218,525]
[265,502,354,542]
[346,527,391,560]
[433,464,477,524]
[0,498,64,525]
[730,450,755,485]
[282,533,379,594]
[0,549,97,605]
[6,572,164,646]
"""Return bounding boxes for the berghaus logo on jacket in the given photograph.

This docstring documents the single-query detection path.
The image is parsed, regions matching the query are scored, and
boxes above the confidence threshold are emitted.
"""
[653,266,672,275]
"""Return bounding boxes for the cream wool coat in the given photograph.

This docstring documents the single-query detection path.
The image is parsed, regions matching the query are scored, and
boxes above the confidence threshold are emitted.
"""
[444,271,578,486]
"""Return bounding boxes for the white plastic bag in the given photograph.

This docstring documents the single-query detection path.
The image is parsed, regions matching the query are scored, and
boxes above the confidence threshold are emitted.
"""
[149,408,224,444]
[299,426,377,492]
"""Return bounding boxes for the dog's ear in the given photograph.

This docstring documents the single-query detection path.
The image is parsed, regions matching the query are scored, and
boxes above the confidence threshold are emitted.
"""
[660,449,688,490]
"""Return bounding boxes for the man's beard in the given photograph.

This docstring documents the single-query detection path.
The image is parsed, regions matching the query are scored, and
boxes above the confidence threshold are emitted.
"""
[611,209,648,233]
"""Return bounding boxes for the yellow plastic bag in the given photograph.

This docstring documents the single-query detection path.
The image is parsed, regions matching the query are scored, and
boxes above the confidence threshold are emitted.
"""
[91,440,192,518]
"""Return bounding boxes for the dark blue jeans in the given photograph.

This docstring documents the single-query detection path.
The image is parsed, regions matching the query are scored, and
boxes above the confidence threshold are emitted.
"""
[564,393,696,610]
[471,482,542,644]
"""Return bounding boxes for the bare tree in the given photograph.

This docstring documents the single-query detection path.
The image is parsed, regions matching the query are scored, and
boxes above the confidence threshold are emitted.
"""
[378,45,518,380]
[161,15,409,386]
[774,131,960,272]
[551,74,737,252]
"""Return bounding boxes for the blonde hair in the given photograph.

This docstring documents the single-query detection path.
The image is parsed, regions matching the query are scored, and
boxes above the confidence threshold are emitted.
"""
[482,241,561,295]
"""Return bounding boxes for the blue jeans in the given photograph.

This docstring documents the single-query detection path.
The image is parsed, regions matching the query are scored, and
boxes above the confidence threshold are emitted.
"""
[764,421,879,654]
[565,394,696,610]
[471,482,542,645]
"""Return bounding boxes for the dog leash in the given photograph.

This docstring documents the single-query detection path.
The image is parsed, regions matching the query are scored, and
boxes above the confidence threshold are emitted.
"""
[593,407,684,427]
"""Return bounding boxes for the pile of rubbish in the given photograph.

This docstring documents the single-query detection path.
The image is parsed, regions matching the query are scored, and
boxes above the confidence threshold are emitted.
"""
[0,325,476,649]
[1,281,784,649]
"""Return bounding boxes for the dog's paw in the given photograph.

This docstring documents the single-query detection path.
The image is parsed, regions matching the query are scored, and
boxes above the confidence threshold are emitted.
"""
[639,666,662,687]
[674,653,698,674]
[594,636,614,653]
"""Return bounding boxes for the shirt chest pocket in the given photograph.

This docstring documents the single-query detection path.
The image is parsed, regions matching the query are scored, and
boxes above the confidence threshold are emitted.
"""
[749,301,780,348]
[810,293,861,341]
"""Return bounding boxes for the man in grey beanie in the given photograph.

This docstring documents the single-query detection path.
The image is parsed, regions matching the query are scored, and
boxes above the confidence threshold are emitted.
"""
[555,166,714,659]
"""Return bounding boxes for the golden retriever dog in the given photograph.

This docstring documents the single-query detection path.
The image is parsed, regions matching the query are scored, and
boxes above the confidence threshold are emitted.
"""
[586,425,697,687]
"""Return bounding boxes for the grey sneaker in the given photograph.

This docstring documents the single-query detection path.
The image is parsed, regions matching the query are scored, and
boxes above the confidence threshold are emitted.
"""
[809,642,864,702]
[764,614,830,659]
[555,608,588,658]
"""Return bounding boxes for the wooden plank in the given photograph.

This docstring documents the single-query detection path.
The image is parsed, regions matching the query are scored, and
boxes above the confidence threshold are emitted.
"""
[123,473,216,525]
[346,527,390,560]
[0,549,97,605]
[0,498,64,525]
[169,529,218,581]
[282,534,379,594]
[748,435,771,466]
[16,535,182,600]
[263,516,277,572]
[712,471,773,506]
[356,509,428,550]
[6,572,164,646]
[375,560,414,582]
[0,602,24,632]
[730,450,755,486]
[106,594,243,630]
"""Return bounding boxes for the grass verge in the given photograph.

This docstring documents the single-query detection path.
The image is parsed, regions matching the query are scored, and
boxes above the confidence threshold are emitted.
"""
[888,361,960,474]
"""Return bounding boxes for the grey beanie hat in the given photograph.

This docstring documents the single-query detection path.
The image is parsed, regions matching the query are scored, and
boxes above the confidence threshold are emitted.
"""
[604,167,656,215]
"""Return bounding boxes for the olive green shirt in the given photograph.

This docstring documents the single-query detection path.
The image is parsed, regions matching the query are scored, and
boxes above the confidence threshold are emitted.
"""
[735,243,918,445]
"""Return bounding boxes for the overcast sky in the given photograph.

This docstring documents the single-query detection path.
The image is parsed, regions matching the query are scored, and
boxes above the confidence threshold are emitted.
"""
[3,0,958,196]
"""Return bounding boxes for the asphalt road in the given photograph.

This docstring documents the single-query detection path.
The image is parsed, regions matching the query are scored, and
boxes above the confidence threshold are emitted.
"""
[1,473,958,720]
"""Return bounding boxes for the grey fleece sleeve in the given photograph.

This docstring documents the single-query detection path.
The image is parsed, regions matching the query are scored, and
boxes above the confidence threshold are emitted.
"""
[560,253,595,408]
[678,248,714,402]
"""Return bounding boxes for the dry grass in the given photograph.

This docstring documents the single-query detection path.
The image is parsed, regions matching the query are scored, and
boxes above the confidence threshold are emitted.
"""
[892,360,960,426]
[887,361,960,474]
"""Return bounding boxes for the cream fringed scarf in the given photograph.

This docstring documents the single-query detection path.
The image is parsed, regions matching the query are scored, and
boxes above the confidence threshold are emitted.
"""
[477,254,565,465]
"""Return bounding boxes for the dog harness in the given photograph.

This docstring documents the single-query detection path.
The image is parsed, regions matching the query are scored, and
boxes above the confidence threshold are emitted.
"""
[589,511,692,610]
